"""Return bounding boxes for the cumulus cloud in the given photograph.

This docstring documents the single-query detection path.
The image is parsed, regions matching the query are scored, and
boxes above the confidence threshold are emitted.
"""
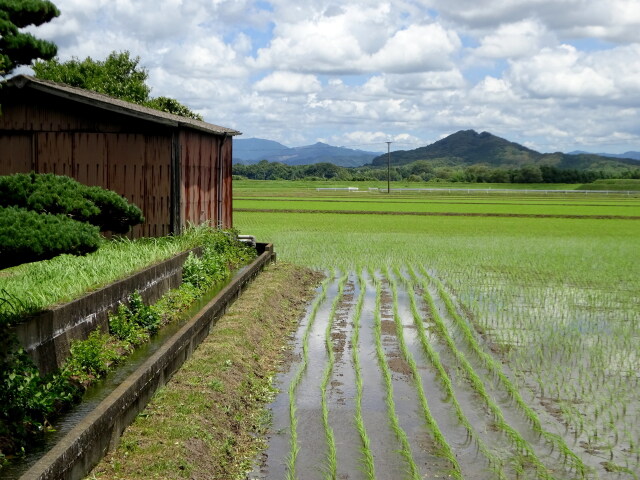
[473,19,554,59]
[251,4,460,74]
[254,72,322,93]
[507,44,640,101]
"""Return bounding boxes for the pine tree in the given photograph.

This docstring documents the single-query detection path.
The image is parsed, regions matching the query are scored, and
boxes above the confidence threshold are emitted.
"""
[0,0,60,75]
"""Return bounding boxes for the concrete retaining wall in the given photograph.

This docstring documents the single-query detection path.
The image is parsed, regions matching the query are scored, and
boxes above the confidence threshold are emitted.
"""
[12,248,202,376]
[20,243,275,480]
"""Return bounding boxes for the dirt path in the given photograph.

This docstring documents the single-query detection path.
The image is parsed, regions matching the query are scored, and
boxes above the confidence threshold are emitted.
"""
[254,270,588,480]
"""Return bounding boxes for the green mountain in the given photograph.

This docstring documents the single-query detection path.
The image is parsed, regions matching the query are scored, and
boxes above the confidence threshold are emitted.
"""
[371,130,640,170]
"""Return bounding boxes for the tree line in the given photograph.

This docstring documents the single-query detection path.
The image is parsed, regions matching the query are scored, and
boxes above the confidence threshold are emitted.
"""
[233,159,640,184]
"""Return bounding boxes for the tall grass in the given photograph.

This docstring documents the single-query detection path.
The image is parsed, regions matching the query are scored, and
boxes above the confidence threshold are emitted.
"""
[0,225,228,320]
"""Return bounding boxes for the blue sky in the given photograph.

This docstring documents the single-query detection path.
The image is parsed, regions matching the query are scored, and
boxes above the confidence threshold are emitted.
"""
[25,0,640,154]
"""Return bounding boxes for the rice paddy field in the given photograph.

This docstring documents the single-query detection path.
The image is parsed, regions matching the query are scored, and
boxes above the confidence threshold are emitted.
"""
[234,180,640,480]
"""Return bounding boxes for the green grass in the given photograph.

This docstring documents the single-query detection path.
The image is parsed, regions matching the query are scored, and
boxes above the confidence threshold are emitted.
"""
[235,196,640,216]
[234,179,592,193]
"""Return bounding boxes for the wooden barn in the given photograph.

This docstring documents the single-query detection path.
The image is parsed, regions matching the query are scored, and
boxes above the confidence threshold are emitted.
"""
[0,74,241,237]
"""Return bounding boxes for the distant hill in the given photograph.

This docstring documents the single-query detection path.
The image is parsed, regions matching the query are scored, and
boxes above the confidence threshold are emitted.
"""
[234,138,381,167]
[568,150,640,161]
[371,130,640,170]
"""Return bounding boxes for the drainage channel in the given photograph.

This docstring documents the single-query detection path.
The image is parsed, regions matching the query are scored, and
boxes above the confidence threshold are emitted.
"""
[2,264,253,480]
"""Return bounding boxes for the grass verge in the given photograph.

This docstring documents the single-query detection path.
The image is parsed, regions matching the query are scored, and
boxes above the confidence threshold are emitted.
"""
[87,262,322,480]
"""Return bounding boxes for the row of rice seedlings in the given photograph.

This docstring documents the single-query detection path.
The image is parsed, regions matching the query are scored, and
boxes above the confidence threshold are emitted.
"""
[396,267,508,479]
[285,274,333,480]
[504,284,640,451]
[410,266,557,479]
[383,267,463,478]
[319,272,348,479]
[417,265,588,477]
[369,270,422,480]
[351,271,376,479]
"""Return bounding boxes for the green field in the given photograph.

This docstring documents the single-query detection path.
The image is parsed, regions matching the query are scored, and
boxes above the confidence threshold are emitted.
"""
[234,180,640,479]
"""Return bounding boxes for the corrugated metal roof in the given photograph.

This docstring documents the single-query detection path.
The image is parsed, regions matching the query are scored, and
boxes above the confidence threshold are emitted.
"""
[3,74,242,136]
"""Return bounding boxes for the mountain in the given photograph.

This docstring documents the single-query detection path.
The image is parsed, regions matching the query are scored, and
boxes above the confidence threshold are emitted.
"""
[233,138,291,163]
[233,138,381,167]
[370,130,640,170]
[568,150,640,161]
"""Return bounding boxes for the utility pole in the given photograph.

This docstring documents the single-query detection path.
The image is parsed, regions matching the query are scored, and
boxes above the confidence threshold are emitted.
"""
[385,141,392,194]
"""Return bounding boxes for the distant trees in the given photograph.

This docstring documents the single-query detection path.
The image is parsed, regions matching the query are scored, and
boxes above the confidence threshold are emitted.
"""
[233,159,640,184]
[33,51,203,120]
[0,0,60,75]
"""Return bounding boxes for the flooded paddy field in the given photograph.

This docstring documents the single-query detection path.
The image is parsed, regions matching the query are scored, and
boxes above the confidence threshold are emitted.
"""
[237,183,640,480]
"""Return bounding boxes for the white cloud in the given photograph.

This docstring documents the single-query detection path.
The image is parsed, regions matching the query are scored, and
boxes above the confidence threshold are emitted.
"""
[473,19,553,59]
[251,4,460,74]
[254,72,322,93]
[508,44,640,101]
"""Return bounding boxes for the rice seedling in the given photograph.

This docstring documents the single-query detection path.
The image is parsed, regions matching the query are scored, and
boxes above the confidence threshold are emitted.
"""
[383,266,462,478]
[351,271,376,479]
[319,272,347,479]
[285,275,332,480]
[369,270,422,480]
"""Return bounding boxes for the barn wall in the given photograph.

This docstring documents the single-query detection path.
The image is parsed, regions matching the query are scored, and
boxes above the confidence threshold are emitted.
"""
[179,130,233,229]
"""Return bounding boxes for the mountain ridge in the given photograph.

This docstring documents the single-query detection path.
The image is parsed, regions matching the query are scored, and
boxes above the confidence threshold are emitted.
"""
[233,138,381,167]
[370,130,640,170]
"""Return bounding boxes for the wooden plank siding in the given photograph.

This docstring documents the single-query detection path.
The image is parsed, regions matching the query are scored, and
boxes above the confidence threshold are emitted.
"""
[179,130,232,229]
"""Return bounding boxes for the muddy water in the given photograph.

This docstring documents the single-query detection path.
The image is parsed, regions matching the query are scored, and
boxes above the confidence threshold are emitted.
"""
[254,269,598,480]
[377,277,457,477]
[391,273,494,480]
[356,273,407,478]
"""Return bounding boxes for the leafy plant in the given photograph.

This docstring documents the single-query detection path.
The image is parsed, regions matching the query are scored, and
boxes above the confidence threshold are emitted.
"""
[0,338,80,458]
[64,329,121,382]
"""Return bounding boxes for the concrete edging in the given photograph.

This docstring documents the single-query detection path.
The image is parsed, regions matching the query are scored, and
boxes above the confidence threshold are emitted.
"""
[20,243,275,480]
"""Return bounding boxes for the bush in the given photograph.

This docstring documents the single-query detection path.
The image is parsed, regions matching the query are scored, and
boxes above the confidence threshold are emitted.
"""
[0,172,144,233]
[0,206,102,269]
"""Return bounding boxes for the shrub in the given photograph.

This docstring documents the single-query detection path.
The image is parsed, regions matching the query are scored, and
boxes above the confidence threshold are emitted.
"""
[0,206,102,269]
[0,172,144,233]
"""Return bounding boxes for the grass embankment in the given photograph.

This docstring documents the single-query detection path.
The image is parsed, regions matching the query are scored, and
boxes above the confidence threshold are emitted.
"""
[0,226,219,322]
[88,262,322,480]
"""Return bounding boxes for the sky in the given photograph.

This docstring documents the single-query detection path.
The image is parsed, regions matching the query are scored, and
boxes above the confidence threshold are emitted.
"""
[23,0,640,154]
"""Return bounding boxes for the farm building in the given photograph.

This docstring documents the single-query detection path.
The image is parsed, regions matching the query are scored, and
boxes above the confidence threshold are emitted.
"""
[0,74,241,237]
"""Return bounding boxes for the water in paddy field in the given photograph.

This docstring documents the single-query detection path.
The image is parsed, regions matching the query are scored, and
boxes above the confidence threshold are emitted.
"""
[252,269,632,480]
[1,270,245,480]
